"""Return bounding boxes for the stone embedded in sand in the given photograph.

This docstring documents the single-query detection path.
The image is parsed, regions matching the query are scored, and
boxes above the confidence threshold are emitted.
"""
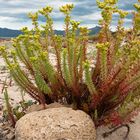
[15,107,96,140]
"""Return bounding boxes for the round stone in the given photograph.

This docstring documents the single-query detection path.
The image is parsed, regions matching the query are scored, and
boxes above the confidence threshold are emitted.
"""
[15,107,96,140]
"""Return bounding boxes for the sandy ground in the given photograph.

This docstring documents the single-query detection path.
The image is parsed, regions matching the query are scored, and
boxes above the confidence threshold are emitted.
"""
[0,41,140,140]
[96,114,140,140]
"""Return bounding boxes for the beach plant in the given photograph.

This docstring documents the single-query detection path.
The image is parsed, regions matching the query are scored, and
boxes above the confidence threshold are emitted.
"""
[0,0,140,128]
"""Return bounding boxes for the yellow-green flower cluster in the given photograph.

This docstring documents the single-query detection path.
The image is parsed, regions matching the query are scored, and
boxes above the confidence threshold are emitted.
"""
[39,51,48,59]
[10,50,16,56]
[105,0,118,5]
[117,10,129,18]
[96,42,110,51]
[133,3,140,31]
[60,4,74,14]
[96,0,106,9]
[39,6,53,16]
[134,3,140,12]
[101,10,112,22]
[21,27,29,34]
[70,20,80,30]
[8,63,18,70]
[96,0,118,9]
[0,46,6,52]
[28,12,38,21]
[79,27,90,35]
[30,56,38,63]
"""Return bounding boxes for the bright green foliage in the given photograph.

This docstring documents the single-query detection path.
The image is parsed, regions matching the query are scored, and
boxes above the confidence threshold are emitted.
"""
[1,1,140,127]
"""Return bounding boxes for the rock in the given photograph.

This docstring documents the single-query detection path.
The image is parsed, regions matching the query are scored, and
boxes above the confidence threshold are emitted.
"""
[15,107,96,140]
[26,102,64,113]
[46,102,64,109]
[26,104,47,113]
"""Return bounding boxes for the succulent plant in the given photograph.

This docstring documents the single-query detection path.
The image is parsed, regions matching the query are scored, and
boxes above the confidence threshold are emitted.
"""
[1,0,140,127]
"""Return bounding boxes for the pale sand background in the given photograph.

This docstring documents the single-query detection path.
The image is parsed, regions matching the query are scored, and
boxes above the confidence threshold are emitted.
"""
[0,40,140,140]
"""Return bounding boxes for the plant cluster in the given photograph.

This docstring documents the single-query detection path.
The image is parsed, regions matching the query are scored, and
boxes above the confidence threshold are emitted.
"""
[0,0,140,127]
